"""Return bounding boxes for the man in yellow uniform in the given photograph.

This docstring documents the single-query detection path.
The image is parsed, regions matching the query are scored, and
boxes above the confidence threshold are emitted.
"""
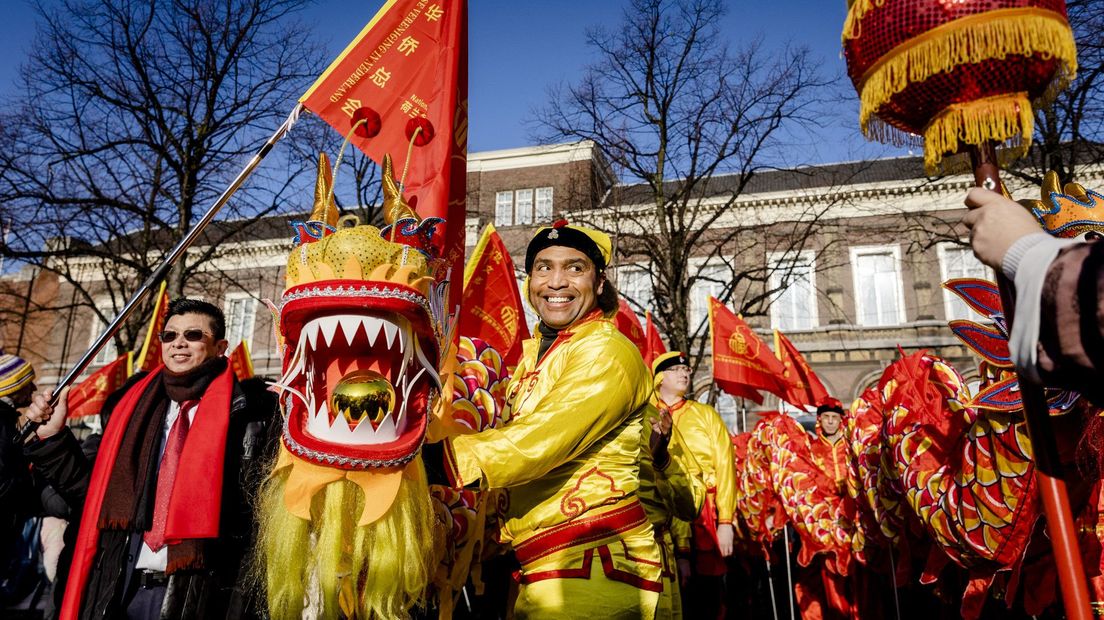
[639,387,705,619]
[652,351,736,619]
[440,220,665,619]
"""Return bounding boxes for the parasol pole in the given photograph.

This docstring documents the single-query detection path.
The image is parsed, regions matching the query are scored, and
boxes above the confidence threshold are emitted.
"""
[18,103,304,442]
[967,142,1092,618]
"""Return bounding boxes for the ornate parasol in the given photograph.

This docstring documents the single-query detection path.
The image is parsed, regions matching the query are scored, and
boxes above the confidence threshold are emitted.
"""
[842,1,1088,616]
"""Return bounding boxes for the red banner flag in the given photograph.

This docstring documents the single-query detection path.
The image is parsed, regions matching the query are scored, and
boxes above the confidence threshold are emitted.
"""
[133,282,169,374]
[614,299,647,355]
[459,224,529,367]
[228,341,255,382]
[708,297,788,404]
[300,0,468,302]
[67,353,132,419]
[643,311,667,368]
[774,330,831,410]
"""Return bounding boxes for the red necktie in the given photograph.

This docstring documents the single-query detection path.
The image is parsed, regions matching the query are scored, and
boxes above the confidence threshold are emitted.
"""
[143,400,196,551]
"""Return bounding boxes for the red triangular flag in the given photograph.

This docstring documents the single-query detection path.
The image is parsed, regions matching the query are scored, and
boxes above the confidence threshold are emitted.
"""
[708,297,788,404]
[68,353,133,419]
[228,341,255,382]
[459,224,530,367]
[300,0,468,306]
[643,311,667,368]
[773,330,831,409]
[614,299,647,355]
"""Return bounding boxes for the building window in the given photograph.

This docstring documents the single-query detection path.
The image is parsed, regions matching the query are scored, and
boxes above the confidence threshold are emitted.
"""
[535,187,554,221]
[938,243,991,320]
[89,300,118,365]
[495,191,513,226]
[617,264,654,312]
[851,246,905,326]
[516,273,539,331]
[689,261,728,333]
[768,251,817,331]
[224,294,257,348]
[494,187,554,227]
[515,189,534,225]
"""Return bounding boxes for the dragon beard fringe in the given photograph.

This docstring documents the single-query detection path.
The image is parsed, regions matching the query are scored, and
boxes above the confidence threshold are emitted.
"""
[255,460,441,619]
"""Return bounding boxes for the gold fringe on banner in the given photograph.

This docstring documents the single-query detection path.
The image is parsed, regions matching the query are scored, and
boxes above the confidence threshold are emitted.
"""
[856,7,1077,136]
[922,92,1033,175]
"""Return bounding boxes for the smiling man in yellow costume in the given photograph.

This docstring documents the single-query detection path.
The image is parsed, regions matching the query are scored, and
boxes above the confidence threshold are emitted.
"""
[437,220,665,618]
[652,351,736,619]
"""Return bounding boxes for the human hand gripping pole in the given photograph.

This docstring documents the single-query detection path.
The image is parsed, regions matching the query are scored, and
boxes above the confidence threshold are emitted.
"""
[965,143,1091,618]
[17,104,303,443]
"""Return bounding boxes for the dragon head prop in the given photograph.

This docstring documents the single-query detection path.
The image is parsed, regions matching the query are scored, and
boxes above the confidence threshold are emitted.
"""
[258,152,452,620]
[1020,170,1104,241]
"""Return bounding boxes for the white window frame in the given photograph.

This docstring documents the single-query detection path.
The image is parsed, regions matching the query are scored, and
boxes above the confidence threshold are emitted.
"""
[937,242,992,321]
[224,293,258,349]
[514,189,535,225]
[494,190,514,226]
[688,258,729,334]
[768,250,818,331]
[850,245,906,327]
[616,263,655,313]
[89,298,119,365]
[535,186,554,222]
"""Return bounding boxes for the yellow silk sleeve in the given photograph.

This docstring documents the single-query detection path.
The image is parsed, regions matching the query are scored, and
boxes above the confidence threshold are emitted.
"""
[702,404,737,524]
[639,407,705,524]
[672,517,692,554]
[451,331,649,489]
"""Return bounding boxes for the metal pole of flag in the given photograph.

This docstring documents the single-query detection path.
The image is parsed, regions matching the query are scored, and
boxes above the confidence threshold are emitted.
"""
[19,103,304,442]
[765,556,780,620]
[783,525,796,620]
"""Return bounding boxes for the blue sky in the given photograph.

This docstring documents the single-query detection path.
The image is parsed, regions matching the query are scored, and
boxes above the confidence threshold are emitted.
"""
[0,0,904,165]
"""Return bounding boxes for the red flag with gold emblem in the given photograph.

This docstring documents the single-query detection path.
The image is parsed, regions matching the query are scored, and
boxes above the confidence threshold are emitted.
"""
[774,330,830,410]
[459,224,529,367]
[133,282,169,374]
[299,0,468,302]
[643,311,667,368]
[708,297,788,404]
[228,340,255,382]
[614,299,647,355]
[67,353,132,419]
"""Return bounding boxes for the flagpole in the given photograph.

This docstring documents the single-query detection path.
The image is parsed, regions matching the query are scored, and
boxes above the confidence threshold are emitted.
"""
[783,525,796,620]
[765,555,780,620]
[20,103,304,441]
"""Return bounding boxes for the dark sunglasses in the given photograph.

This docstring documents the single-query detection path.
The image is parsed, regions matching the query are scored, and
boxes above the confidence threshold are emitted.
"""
[158,329,210,343]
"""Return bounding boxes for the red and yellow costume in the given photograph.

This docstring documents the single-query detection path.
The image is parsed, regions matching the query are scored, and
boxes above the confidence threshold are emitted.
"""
[811,433,850,493]
[639,408,706,619]
[445,309,664,618]
[662,397,736,575]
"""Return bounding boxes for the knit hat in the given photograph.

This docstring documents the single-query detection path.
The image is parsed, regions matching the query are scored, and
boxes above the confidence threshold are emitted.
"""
[524,219,612,273]
[0,354,35,398]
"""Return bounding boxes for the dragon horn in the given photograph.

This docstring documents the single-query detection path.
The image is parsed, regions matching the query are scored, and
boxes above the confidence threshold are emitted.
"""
[381,154,418,225]
[310,153,339,227]
[1064,180,1091,203]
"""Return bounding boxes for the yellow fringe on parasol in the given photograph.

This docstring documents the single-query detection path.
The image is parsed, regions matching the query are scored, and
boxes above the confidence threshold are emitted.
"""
[923,92,1033,175]
[841,0,887,40]
[856,7,1077,139]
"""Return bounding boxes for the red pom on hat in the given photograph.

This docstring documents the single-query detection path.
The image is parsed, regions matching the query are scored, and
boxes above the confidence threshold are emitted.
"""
[552,218,569,228]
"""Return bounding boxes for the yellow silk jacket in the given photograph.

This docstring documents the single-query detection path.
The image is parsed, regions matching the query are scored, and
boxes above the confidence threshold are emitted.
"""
[449,313,663,586]
[639,410,706,528]
[661,398,736,551]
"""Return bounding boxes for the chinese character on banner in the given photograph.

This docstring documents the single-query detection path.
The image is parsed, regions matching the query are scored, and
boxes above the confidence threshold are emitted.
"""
[299,0,468,309]
[708,297,788,404]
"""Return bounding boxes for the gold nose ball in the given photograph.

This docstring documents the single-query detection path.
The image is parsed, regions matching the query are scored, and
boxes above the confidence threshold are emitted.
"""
[330,369,395,428]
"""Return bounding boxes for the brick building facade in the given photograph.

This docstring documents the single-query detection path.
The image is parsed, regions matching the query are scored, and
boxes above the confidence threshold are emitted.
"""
[5,140,1100,432]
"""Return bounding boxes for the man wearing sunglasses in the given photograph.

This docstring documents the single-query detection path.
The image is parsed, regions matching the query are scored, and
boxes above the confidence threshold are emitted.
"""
[23,298,277,620]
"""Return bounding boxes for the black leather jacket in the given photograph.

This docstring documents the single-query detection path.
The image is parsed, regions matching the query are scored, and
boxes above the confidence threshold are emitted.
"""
[25,376,278,620]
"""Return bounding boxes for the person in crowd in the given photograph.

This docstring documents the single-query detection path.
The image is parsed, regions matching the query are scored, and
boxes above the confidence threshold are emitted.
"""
[810,399,849,494]
[23,299,277,620]
[434,220,666,618]
[0,354,44,609]
[651,351,736,620]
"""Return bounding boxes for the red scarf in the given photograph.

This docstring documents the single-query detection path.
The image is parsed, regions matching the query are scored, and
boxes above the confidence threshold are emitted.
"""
[60,362,235,620]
